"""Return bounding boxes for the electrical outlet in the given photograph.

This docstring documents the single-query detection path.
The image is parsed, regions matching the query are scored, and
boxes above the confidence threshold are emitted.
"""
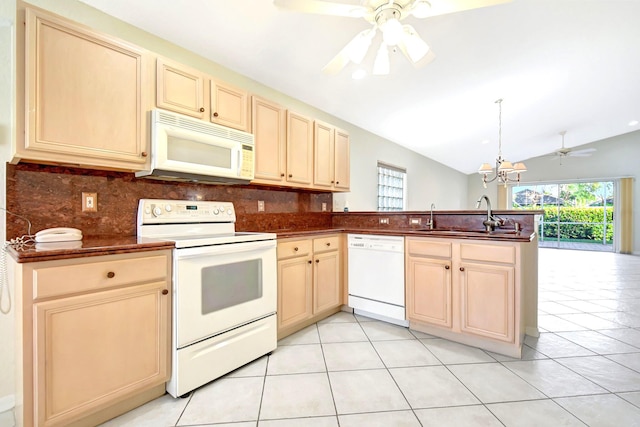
[257,200,265,212]
[410,218,421,225]
[82,192,97,212]
[379,218,389,225]
[322,202,327,212]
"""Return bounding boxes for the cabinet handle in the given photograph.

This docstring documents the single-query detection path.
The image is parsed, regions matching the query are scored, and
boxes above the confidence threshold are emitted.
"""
[162,289,169,295]
[141,151,148,157]
[107,271,115,278]
[199,107,205,112]
[336,181,340,184]
[445,265,450,270]
[288,174,293,178]
[315,259,320,263]
[213,112,219,117]
[331,180,335,184]
[294,247,299,252]
[459,267,465,272]
[326,242,331,247]
[308,260,312,264]
[280,173,285,177]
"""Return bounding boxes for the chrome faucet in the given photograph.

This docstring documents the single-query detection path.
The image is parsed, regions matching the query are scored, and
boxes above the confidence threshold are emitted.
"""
[429,203,436,229]
[476,195,502,232]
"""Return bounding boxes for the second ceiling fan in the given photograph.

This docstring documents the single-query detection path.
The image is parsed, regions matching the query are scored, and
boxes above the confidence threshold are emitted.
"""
[274,0,511,75]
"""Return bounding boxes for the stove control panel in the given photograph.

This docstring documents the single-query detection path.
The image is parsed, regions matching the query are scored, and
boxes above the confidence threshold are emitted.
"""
[138,199,236,224]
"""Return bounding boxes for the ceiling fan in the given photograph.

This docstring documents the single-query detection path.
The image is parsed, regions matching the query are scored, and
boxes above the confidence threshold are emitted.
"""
[550,131,597,164]
[273,0,512,75]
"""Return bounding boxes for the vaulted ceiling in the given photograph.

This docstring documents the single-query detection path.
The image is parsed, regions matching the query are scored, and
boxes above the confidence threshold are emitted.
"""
[78,0,640,174]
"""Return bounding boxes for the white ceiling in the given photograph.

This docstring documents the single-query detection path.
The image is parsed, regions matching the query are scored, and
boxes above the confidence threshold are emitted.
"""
[78,0,640,174]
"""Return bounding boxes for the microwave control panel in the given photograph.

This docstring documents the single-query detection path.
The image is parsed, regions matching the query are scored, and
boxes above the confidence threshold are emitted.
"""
[240,144,254,179]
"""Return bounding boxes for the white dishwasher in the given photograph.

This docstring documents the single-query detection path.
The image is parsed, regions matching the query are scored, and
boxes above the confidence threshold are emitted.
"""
[348,234,408,326]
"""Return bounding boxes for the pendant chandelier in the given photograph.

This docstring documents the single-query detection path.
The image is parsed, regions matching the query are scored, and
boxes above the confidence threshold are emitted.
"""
[478,99,527,188]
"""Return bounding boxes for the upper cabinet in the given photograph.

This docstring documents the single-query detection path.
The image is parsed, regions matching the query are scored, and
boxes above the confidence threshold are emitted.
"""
[156,58,207,120]
[252,96,287,184]
[16,7,152,171]
[313,120,350,191]
[210,79,251,132]
[252,100,351,192]
[286,111,314,187]
[155,57,251,132]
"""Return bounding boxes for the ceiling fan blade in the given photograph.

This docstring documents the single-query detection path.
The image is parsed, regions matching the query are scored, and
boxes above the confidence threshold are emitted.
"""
[397,24,435,65]
[322,27,376,74]
[273,0,368,17]
[372,42,390,75]
[420,0,512,18]
[569,148,597,156]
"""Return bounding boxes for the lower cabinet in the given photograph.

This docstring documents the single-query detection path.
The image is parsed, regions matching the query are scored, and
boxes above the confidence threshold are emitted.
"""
[277,234,342,338]
[12,250,172,427]
[406,237,522,357]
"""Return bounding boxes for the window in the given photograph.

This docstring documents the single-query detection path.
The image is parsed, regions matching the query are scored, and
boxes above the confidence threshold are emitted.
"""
[510,181,615,252]
[377,162,406,211]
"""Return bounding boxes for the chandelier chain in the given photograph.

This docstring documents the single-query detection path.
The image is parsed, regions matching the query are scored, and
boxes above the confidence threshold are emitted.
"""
[496,98,503,158]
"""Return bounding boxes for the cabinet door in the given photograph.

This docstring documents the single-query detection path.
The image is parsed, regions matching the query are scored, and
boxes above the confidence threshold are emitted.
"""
[313,121,335,189]
[156,57,207,119]
[278,256,313,330]
[313,250,341,314]
[23,8,149,170]
[252,96,287,183]
[407,257,452,328]
[210,79,250,132]
[334,128,350,191]
[286,111,314,186]
[33,282,170,426]
[459,262,515,342]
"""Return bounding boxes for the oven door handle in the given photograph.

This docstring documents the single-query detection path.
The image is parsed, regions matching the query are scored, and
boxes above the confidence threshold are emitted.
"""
[175,239,276,259]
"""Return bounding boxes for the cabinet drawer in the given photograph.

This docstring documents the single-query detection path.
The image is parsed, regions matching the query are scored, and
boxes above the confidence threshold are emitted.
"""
[33,253,170,299]
[407,239,451,258]
[460,243,516,264]
[278,239,312,259]
[313,235,340,253]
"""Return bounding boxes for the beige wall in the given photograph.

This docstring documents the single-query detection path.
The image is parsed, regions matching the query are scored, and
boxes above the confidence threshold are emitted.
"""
[467,130,640,254]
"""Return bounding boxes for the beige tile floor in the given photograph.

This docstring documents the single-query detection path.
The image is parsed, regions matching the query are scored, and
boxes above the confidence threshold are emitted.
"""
[101,248,640,426]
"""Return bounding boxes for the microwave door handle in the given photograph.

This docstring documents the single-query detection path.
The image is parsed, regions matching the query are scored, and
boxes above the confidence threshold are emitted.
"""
[237,150,241,176]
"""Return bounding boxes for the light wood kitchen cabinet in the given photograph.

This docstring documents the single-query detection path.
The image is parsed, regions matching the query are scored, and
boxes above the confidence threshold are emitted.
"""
[210,79,251,131]
[277,234,342,338]
[156,57,207,119]
[406,237,523,357]
[313,121,351,191]
[334,128,351,191]
[155,57,251,132]
[16,7,152,171]
[286,111,315,187]
[12,250,172,427]
[251,96,287,184]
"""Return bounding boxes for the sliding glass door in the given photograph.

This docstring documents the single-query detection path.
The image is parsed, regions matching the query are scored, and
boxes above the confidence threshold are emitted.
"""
[511,181,614,252]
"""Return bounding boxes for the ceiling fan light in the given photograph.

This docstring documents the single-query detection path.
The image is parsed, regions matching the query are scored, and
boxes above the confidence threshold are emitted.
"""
[372,43,390,75]
[513,162,527,172]
[498,160,514,172]
[411,1,432,19]
[381,18,403,46]
[478,163,493,174]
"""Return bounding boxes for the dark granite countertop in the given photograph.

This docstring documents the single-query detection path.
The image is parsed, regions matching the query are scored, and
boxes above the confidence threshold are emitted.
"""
[276,227,536,242]
[7,236,175,263]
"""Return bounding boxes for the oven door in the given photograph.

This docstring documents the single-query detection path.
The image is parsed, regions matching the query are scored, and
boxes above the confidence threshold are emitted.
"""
[174,239,276,348]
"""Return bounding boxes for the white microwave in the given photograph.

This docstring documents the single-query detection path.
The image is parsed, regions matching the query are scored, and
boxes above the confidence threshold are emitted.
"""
[136,109,255,184]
